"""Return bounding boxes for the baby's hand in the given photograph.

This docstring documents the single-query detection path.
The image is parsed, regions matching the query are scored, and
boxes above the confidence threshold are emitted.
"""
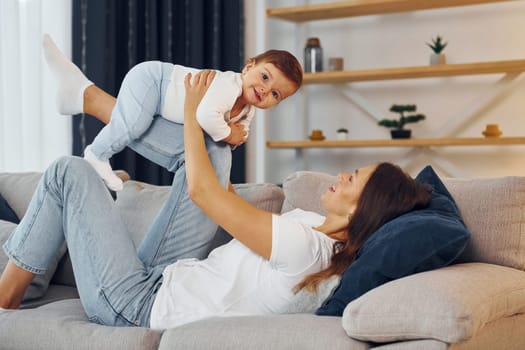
[223,121,247,146]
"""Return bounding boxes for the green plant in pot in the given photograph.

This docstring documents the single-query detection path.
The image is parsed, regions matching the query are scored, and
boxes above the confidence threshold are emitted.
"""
[427,35,447,65]
[378,104,426,139]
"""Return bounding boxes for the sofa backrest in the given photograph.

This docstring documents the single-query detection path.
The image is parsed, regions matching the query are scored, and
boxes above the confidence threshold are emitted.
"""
[443,177,525,270]
[282,171,525,271]
[115,180,285,248]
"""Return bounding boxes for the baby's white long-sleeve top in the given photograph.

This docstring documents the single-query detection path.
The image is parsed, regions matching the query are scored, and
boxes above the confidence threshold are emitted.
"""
[161,65,255,142]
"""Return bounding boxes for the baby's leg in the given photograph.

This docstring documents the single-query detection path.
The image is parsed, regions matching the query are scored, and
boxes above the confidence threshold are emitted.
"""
[85,61,171,191]
[43,34,93,115]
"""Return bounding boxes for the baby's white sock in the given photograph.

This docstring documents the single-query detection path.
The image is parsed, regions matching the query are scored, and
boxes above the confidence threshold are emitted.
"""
[43,34,93,115]
[84,145,123,191]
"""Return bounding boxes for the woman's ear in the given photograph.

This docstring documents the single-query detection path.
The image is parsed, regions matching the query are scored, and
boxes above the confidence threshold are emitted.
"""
[242,59,256,74]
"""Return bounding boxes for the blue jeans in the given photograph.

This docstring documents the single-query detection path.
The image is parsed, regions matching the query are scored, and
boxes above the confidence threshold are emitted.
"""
[90,61,174,161]
[3,118,232,327]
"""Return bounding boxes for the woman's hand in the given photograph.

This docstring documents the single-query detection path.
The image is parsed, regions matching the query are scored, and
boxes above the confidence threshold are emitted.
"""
[184,70,216,120]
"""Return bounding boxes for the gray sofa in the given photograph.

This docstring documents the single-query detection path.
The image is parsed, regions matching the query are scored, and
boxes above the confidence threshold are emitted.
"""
[1,169,525,350]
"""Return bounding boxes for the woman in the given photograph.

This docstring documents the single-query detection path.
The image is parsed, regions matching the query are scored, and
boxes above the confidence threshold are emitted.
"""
[0,70,431,330]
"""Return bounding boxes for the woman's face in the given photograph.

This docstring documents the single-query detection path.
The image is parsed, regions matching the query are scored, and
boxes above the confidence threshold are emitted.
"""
[322,164,377,217]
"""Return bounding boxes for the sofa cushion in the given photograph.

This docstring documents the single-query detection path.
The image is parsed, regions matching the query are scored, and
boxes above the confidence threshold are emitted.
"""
[0,299,161,350]
[159,314,368,350]
[281,171,334,215]
[443,176,525,269]
[116,180,285,249]
[342,262,525,344]
[0,172,42,219]
[0,194,19,223]
[284,166,470,316]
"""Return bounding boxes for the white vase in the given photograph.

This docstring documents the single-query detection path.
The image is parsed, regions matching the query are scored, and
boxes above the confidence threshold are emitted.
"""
[337,132,348,140]
[430,53,446,65]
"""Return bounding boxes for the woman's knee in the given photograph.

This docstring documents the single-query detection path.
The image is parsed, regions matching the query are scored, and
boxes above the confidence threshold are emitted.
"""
[48,156,97,185]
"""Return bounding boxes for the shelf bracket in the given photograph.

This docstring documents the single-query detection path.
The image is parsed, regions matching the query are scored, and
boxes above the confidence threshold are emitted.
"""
[436,73,524,137]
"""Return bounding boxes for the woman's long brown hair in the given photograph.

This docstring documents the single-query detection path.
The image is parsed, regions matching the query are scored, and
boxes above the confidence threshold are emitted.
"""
[294,162,432,293]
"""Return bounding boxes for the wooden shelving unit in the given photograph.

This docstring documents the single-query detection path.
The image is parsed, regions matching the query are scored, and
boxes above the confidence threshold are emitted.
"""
[266,0,517,22]
[303,59,525,84]
[267,137,525,149]
[264,0,525,170]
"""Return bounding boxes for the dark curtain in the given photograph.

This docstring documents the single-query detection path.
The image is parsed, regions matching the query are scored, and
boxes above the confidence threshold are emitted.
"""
[71,0,245,185]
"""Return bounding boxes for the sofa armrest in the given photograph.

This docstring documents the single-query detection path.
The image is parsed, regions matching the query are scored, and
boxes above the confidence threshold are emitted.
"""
[342,262,525,344]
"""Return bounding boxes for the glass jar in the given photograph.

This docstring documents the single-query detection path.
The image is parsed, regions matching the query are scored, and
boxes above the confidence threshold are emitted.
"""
[304,37,323,73]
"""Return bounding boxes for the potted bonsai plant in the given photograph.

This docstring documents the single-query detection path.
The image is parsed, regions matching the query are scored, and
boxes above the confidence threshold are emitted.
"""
[427,35,447,65]
[378,104,426,139]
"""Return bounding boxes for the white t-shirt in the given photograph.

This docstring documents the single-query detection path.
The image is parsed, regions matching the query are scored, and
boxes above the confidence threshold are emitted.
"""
[149,209,335,331]
[161,65,255,142]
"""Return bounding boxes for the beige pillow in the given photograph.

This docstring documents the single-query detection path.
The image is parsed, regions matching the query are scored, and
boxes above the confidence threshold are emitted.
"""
[444,177,525,269]
[281,171,335,214]
[0,172,42,219]
[342,262,525,343]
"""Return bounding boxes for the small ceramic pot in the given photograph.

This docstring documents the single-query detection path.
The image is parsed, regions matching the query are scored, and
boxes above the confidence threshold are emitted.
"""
[390,129,412,139]
[430,53,446,65]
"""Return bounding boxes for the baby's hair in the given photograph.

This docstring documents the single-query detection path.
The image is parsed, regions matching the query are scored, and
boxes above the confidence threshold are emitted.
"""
[250,50,303,90]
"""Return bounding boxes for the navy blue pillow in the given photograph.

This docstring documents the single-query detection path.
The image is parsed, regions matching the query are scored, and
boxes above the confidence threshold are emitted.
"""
[316,165,470,316]
[0,194,19,224]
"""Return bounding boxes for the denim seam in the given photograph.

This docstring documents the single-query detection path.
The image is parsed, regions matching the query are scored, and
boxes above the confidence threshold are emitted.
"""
[2,243,47,275]
[149,171,186,267]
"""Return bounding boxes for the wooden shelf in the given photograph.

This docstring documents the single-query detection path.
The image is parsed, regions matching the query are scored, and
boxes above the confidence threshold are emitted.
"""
[303,59,525,84]
[267,137,525,149]
[267,0,516,22]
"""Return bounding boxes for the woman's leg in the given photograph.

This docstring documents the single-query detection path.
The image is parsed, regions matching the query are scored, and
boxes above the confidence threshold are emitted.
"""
[0,262,34,309]
[1,157,161,326]
[44,34,115,123]
[135,123,232,266]
[84,85,115,124]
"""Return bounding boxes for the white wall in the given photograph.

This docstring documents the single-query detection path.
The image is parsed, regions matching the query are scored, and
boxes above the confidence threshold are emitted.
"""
[246,0,525,183]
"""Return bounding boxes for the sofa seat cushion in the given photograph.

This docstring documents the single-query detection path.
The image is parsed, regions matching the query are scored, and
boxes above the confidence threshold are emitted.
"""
[0,299,161,350]
[291,166,470,316]
[343,262,525,343]
[159,314,368,350]
[443,176,525,269]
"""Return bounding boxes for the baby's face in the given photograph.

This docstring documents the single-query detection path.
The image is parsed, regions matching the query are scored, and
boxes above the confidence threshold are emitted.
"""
[240,62,297,109]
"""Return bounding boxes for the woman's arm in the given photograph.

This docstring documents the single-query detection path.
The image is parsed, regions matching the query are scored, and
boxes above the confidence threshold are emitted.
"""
[184,71,273,260]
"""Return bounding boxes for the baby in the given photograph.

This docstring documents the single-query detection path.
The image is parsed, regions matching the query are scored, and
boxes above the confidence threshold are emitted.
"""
[43,35,302,190]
